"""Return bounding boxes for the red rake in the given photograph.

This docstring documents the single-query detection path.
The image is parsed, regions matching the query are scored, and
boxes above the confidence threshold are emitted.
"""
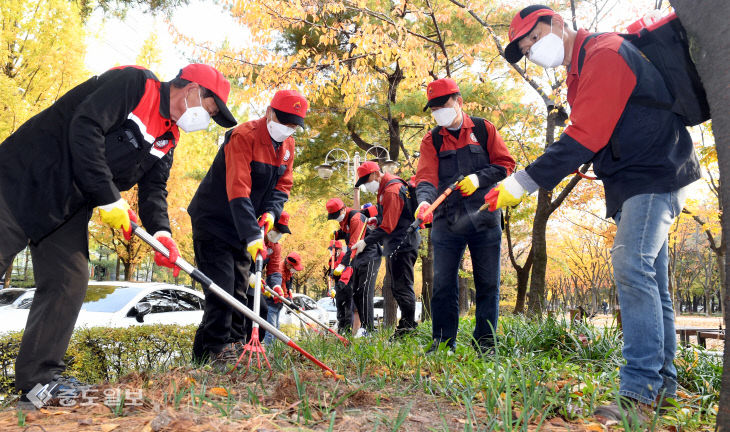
[130,222,342,379]
[235,251,271,376]
[264,285,349,346]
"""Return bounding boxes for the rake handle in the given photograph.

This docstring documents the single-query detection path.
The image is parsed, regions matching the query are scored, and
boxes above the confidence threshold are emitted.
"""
[130,222,341,377]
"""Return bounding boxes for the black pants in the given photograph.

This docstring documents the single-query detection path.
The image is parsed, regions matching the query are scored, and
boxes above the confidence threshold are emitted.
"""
[0,193,90,391]
[386,248,417,325]
[192,230,264,360]
[350,257,381,331]
[334,279,353,333]
[229,263,267,344]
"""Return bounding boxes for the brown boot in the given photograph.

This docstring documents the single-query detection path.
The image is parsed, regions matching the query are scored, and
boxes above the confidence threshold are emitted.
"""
[594,396,653,426]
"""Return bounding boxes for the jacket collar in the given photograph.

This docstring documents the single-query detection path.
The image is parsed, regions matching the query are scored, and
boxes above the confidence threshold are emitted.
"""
[159,82,171,119]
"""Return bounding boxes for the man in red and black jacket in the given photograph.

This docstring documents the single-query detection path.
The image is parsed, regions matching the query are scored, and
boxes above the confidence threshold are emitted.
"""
[326,240,354,332]
[0,64,235,405]
[496,6,700,419]
[188,90,307,366]
[353,161,420,339]
[415,78,515,355]
[325,197,382,335]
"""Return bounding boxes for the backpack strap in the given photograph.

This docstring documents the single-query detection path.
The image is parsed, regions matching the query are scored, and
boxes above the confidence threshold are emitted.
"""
[431,116,489,155]
[577,32,604,76]
[431,126,444,154]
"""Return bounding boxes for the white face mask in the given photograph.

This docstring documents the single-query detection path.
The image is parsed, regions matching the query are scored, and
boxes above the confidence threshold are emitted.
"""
[528,19,565,68]
[267,119,296,142]
[335,211,345,223]
[177,89,211,132]
[364,180,380,194]
[267,230,283,243]
[432,106,458,127]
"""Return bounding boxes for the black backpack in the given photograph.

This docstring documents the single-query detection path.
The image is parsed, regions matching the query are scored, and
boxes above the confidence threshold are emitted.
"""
[383,177,419,218]
[431,115,489,154]
[578,13,710,127]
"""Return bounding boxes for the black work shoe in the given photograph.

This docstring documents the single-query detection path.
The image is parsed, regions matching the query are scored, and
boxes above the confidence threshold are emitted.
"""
[19,375,89,410]
[210,344,240,371]
[471,339,495,358]
[594,397,652,426]
[424,340,454,356]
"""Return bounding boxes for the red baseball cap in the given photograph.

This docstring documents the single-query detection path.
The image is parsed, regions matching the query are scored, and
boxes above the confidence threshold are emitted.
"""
[423,78,460,111]
[286,252,303,271]
[329,239,343,249]
[178,64,237,128]
[355,161,381,187]
[271,90,308,127]
[505,5,557,64]
[274,210,291,234]
[326,198,345,219]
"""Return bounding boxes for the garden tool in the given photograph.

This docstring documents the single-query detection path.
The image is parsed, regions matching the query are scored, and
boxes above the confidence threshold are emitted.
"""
[239,227,270,374]
[130,222,342,379]
[390,175,464,258]
[264,285,350,347]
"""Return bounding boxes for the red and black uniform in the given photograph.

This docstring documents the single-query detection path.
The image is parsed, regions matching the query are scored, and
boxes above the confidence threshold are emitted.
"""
[518,30,700,217]
[363,173,419,330]
[189,117,295,358]
[415,111,515,350]
[334,208,381,332]
[0,66,179,392]
[327,242,354,331]
[415,114,514,228]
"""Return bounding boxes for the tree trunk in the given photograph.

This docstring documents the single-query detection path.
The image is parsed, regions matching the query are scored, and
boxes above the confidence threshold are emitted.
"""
[458,266,469,316]
[383,262,397,327]
[668,2,730,428]
[3,259,13,288]
[526,189,551,316]
[23,248,30,281]
[115,257,121,281]
[513,259,532,314]
[124,261,136,281]
[421,229,434,321]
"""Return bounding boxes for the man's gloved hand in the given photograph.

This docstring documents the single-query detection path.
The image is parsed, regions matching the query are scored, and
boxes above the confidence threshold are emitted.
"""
[483,174,527,212]
[258,212,275,235]
[247,236,266,260]
[153,232,180,277]
[328,287,336,298]
[456,174,480,196]
[333,264,345,277]
[99,198,139,241]
[262,284,271,297]
[272,285,284,303]
[352,239,366,255]
[249,273,260,289]
[330,230,338,240]
[366,217,378,230]
[414,201,432,228]
[283,286,293,300]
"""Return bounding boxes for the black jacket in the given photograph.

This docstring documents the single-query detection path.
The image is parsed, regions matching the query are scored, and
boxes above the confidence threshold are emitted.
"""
[0,66,178,242]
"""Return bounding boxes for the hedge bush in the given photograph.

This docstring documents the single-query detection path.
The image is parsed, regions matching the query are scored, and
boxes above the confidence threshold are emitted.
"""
[0,325,197,396]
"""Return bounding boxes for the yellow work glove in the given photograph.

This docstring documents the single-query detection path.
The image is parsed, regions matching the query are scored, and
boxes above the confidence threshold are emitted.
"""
[98,198,138,241]
[247,236,266,260]
[483,174,526,211]
[258,212,275,235]
[333,264,345,277]
[456,174,480,196]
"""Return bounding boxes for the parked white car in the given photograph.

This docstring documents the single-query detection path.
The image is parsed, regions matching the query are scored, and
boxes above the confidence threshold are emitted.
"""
[0,281,204,334]
[0,288,34,310]
[279,293,329,329]
[316,297,338,327]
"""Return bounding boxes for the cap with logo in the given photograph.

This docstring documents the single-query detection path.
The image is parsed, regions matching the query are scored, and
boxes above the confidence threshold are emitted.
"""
[178,64,237,128]
[326,198,345,220]
[423,78,461,111]
[354,161,381,187]
[504,5,557,64]
[329,239,343,250]
[271,90,309,127]
[286,252,303,271]
[274,210,292,234]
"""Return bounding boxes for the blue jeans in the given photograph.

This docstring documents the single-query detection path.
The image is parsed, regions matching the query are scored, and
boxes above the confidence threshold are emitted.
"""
[431,217,502,348]
[612,189,686,405]
[263,300,282,345]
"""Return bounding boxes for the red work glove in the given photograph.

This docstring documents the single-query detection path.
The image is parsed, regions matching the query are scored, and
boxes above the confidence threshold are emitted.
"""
[414,202,432,228]
[125,209,140,241]
[153,232,180,277]
[366,217,378,230]
[272,285,284,303]
[258,212,275,235]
